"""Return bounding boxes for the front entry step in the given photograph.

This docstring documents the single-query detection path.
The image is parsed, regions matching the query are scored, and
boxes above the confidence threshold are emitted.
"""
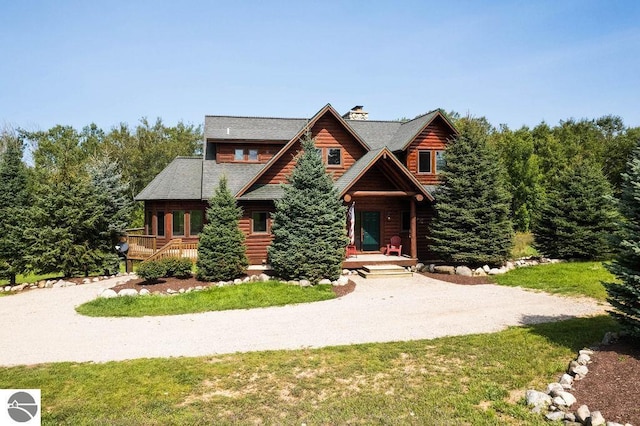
[357,264,413,279]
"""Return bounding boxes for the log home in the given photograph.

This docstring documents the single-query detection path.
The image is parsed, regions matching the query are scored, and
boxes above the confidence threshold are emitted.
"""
[134,104,458,266]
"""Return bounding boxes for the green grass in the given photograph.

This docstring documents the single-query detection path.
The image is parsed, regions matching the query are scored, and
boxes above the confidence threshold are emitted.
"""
[0,271,61,287]
[76,281,336,317]
[492,261,615,301]
[0,316,617,425]
[511,232,539,259]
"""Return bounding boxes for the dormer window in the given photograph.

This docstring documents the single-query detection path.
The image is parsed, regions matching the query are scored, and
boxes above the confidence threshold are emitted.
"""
[234,148,244,161]
[234,148,260,162]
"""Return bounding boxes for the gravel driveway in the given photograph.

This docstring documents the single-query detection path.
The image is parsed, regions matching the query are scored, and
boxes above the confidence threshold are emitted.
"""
[0,274,606,366]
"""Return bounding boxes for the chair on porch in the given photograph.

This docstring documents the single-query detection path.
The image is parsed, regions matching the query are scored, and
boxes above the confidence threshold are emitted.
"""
[346,244,357,258]
[386,236,402,256]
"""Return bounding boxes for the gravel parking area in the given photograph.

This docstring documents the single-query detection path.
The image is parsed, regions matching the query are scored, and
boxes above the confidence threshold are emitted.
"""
[0,274,606,366]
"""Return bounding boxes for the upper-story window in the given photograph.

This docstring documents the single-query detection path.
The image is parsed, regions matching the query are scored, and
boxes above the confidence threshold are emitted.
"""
[248,149,258,161]
[234,148,244,161]
[418,150,445,174]
[435,150,445,172]
[418,151,432,173]
[234,148,260,162]
[327,148,341,166]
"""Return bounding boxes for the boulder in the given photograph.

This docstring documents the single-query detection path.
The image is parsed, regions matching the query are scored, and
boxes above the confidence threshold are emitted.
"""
[434,265,455,275]
[82,278,91,284]
[166,288,177,294]
[178,288,185,293]
[37,281,45,289]
[318,279,332,285]
[488,267,507,275]
[299,279,311,287]
[552,396,566,406]
[233,278,242,285]
[334,276,349,286]
[577,353,591,365]
[139,288,150,296]
[342,269,350,275]
[559,373,574,388]
[455,266,473,276]
[571,365,589,379]
[10,284,27,292]
[243,276,251,283]
[118,288,138,297]
[557,391,576,407]
[428,264,436,273]
[576,405,591,423]
[590,411,605,426]
[547,382,564,396]
[415,263,425,272]
[525,389,551,407]
[473,268,487,277]
[545,411,565,422]
[99,289,118,298]
[579,349,594,356]
[482,264,491,273]
[505,261,515,271]
[92,277,100,282]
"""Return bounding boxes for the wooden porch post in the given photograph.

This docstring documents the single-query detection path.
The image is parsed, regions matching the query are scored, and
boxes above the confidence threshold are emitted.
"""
[410,198,417,259]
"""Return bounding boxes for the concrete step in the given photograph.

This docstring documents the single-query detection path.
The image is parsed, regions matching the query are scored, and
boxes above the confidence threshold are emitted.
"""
[358,264,413,279]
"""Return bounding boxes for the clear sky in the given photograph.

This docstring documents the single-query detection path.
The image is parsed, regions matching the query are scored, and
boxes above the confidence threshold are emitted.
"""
[1,0,639,132]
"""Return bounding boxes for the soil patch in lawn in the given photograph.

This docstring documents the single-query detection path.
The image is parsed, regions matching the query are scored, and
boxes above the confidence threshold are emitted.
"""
[420,272,492,285]
[571,337,640,425]
[110,275,356,298]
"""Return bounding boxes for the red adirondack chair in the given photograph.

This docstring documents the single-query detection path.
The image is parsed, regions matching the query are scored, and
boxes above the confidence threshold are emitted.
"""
[386,236,402,256]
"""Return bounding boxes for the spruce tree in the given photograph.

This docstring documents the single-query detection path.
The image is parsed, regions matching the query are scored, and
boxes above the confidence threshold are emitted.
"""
[533,160,617,260]
[268,135,349,282]
[0,134,30,284]
[429,126,514,266]
[605,144,640,338]
[197,176,248,281]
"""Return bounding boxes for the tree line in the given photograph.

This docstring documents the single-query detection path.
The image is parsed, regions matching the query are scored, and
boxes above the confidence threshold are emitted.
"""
[0,119,201,284]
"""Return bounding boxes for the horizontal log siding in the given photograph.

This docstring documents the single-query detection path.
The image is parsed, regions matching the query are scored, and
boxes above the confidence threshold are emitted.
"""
[416,204,435,261]
[216,143,282,163]
[349,164,398,191]
[239,201,275,265]
[406,119,454,185]
[257,113,367,185]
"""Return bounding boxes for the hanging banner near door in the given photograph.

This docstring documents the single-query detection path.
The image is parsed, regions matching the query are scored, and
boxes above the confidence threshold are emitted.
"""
[347,202,355,245]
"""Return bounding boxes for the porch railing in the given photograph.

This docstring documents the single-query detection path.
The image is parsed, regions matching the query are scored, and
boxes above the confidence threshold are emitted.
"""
[145,239,198,263]
[127,235,157,260]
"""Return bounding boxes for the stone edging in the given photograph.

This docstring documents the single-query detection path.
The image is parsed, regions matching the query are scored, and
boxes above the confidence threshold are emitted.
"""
[526,332,633,426]
[2,273,136,293]
[412,257,562,277]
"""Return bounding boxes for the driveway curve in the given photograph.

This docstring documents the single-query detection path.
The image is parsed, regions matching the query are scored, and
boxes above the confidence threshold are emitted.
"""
[0,274,606,366]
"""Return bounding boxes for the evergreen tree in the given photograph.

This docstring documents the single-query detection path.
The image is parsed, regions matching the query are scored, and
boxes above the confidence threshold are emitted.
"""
[268,135,349,282]
[533,159,617,260]
[87,156,133,247]
[0,132,31,284]
[605,144,640,338]
[429,125,514,266]
[196,176,248,281]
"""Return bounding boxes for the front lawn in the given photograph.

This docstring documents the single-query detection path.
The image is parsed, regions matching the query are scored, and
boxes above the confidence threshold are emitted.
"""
[76,281,336,317]
[492,261,614,301]
[0,316,616,425]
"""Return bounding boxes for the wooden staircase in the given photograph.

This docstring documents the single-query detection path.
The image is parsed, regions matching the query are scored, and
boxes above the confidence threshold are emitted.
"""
[357,265,413,279]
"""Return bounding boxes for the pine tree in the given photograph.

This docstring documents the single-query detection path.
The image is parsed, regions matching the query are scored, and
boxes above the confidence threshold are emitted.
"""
[533,159,617,260]
[196,176,248,281]
[0,133,31,284]
[605,144,640,338]
[429,126,514,266]
[268,135,349,282]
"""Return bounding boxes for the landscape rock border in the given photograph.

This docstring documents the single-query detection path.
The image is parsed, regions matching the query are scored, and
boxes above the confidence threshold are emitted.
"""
[2,273,136,293]
[411,256,563,277]
[100,272,352,298]
[526,332,633,426]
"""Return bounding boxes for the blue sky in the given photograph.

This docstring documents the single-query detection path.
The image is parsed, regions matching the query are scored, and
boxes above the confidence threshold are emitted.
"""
[1,0,639,132]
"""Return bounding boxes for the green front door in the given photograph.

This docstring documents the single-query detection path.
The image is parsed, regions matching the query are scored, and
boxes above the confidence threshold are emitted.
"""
[361,211,380,251]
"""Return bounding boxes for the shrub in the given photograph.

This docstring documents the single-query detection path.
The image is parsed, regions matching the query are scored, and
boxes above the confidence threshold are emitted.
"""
[160,257,193,278]
[136,260,167,283]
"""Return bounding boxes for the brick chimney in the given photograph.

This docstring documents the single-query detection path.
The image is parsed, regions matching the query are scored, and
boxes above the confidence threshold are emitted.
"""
[342,105,368,120]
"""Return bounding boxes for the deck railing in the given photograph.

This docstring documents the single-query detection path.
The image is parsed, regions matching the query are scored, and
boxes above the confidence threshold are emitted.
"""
[145,239,198,262]
[127,235,157,260]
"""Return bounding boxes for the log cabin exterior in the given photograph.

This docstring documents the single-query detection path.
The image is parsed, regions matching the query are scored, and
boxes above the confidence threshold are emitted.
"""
[134,104,458,265]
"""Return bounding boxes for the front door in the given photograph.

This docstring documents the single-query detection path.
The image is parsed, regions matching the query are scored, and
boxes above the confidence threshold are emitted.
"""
[361,211,380,251]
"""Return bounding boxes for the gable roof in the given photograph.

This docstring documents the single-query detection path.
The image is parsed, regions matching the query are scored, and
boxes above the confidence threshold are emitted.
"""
[335,147,434,201]
[235,103,370,198]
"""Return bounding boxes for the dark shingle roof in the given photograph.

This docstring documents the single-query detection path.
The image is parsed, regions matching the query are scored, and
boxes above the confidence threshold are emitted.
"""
[205,116,308,141]
[335,148,384,194]
[201,162,265,199]
[346,120,402,150]
[135,157,202,200]
[386,111,439,151]
[239,184,284,200]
